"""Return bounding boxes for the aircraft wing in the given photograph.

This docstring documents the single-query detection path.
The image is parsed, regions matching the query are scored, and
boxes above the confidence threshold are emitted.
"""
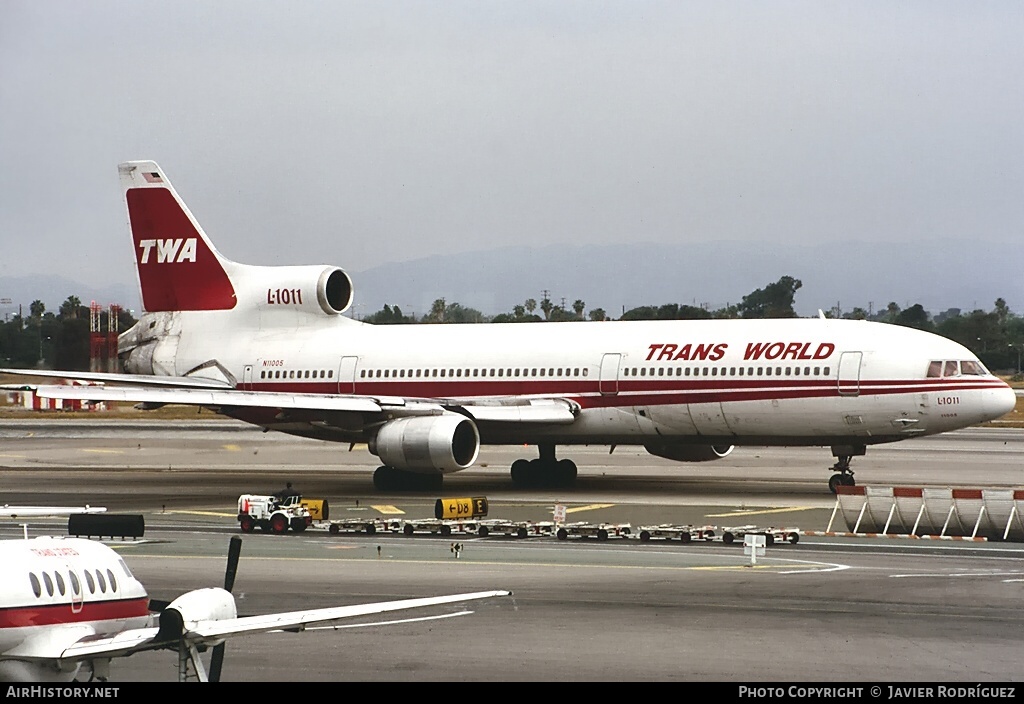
[0,368,233,389]
[0,505,106,518]
[58,590,512,662]
[25,382,580,424]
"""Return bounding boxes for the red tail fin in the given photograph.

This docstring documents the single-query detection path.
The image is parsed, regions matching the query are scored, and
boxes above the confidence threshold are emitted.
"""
[120,161,236,312]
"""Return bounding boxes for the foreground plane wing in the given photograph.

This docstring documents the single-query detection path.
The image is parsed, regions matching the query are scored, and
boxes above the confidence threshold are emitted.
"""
[0,536,512,683]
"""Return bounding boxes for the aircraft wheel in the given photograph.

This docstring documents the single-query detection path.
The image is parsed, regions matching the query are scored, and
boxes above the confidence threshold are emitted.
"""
[510,459,530,486]
[239,516,255,533]
[842,474,856,487]
[271,514,288,534]
[828,474,845,494]
[555,459,578,486]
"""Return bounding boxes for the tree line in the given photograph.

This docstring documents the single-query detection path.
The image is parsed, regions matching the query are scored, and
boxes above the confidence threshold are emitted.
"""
[3,277,1022,374]
[0,297,136,371]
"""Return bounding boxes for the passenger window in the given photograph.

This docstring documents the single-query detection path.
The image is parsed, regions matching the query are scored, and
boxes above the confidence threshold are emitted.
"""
[29,573,41,598]
[540,369,546,377]
[814,367,820,375]
[640,368,646,377]
[711,368,718,376]
[583,369,588,376]
[738,368,744,376]
[85,570,95,594]
[360,370,366,378]
[96,570,107,593]
[384,370,390,378]
[43,573,54,597]
[328,370,333,378]
[785,367,791,375]
[684,368,690,376]
[824,367,830,375]
[765,368,772,376]
[260,371,266,379]
[107,569,117,592]
[794,367,800,376]
[55,571,66,596]
[457,370,462,377]
[730,367,736,375]
[943,361,959,377]
[70,572,81,595]
[549,368,554,376]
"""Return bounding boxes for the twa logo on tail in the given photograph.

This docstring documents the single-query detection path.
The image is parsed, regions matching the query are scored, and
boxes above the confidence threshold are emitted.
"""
[138,238,198,264]
[124,169,236,312]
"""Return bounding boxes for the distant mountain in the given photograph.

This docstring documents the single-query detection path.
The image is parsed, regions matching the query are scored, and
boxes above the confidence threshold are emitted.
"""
[2,239,1018,323]
[348,239,1022,320]
[0,275,138,318]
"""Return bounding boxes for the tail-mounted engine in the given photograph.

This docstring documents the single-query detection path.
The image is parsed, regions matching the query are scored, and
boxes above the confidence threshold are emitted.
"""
[247,265,353,316]
[644,443,734,462]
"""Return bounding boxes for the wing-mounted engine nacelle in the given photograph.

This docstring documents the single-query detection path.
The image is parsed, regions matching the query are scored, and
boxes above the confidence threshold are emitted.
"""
[242,264,354,317]
[369,414,481,474]
[156,587,238,645]
[644,443,734,462]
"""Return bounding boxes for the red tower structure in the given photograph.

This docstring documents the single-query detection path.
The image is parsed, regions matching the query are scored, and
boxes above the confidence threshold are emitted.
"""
[89,301,105,373]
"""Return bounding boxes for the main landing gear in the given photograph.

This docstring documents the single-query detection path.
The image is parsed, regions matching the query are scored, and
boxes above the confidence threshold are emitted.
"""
[510,443,578,489]
[373,465,444,492]
[827,444,865,494]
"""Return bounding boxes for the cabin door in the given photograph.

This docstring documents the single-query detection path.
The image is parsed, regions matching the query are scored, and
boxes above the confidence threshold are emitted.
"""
[599,354,621,396]
[837,352,862,396]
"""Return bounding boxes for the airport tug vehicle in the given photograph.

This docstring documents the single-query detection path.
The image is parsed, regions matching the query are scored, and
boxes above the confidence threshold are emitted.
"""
[237,493,313,534]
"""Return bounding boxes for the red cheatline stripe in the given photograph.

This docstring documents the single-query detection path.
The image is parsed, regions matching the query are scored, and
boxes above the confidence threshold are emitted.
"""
[0,597,150,628]
[246,378,1004,408]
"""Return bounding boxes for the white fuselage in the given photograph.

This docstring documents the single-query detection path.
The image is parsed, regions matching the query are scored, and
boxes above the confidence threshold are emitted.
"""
[140,311,1015,448]
[0,537,150,682]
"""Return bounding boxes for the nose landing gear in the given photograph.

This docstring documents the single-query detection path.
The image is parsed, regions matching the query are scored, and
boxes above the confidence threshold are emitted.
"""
[827,445,864,494]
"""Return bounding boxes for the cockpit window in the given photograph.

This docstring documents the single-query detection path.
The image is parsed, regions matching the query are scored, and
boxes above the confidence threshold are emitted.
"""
[927,361,941,378]
[961,360,986,375]
[118,558,134,579]
[943,361,959,377]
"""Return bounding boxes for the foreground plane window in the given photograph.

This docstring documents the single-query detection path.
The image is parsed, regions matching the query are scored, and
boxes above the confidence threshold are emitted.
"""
[55,571,66,596]
[84,570,95,594]
[42,572,54,597]
[29,573,41,598]
[944,361,960,377]
[961,361,985,375]
[107,569,117,592]
[96,569,107,593]
[927,361,942,377]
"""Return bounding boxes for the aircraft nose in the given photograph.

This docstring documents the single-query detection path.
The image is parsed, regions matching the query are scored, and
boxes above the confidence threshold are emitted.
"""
[988,384,1018,420]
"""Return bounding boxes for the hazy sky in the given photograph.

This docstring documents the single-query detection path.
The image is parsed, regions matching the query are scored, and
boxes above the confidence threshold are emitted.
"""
[1,2,1022,313]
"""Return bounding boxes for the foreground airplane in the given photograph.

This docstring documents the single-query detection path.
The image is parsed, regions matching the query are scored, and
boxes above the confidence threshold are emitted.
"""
[0,535,509,682]
[4,161,1016,493]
